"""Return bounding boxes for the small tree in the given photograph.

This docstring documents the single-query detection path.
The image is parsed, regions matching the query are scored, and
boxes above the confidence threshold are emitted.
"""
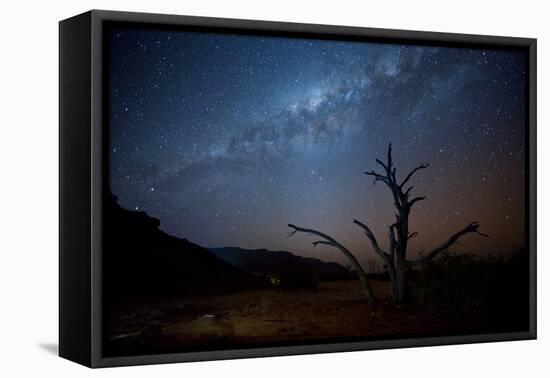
[288,143,487,303]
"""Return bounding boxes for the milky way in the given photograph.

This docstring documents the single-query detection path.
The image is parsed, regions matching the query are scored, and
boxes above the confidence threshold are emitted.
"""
[107,25,527,265]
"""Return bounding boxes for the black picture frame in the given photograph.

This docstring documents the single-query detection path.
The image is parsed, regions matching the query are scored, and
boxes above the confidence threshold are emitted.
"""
[59,9,537,368]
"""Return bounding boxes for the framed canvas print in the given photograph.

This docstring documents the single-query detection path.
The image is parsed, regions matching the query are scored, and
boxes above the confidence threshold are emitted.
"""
[59,10,536,368]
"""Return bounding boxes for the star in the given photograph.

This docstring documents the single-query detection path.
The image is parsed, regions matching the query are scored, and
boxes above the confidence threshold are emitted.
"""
[108,25,527,262]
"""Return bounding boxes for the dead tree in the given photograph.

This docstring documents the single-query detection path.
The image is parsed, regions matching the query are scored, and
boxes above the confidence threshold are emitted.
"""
[288,143,487,303]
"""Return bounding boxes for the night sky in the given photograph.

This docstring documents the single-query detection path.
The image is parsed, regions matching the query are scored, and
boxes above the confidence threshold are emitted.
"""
[108,26,526,266]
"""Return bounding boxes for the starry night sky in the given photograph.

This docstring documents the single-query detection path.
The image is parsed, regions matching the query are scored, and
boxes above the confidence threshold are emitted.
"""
[107,25,526,266]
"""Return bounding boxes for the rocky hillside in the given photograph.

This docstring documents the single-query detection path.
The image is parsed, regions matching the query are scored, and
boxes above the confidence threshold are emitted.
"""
[103,194,266,299]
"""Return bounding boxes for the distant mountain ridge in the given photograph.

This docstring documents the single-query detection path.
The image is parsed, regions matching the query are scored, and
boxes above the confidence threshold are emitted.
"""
[210,247,354,281]
[104,194,266,298]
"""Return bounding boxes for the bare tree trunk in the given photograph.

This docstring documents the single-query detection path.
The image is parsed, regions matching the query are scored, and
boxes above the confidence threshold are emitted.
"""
[395,212,409,302]
[363,144,485,303]
[386,261,398,301]
[394,256,407,303]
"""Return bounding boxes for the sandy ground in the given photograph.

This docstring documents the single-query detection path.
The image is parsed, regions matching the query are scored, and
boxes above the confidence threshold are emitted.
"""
[105,280,475,355]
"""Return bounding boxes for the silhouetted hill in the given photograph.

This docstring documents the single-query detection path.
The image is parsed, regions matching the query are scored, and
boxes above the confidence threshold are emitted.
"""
[103,194,266,299]
[210,247,354,281]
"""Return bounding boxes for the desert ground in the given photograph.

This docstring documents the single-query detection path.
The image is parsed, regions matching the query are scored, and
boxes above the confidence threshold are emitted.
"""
[105,279,496,356]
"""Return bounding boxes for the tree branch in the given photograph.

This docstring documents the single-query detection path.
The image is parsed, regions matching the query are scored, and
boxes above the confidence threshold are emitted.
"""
[408,196,426,208]
[407,232,418,240]
[312,240,333,247]
[364,170,389,186]
[391,167,397,183]
[400,163,429,189]
[353,219,390,262]
[375,158,388,171]
[417,221,488,262]
[288,224,375,303]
